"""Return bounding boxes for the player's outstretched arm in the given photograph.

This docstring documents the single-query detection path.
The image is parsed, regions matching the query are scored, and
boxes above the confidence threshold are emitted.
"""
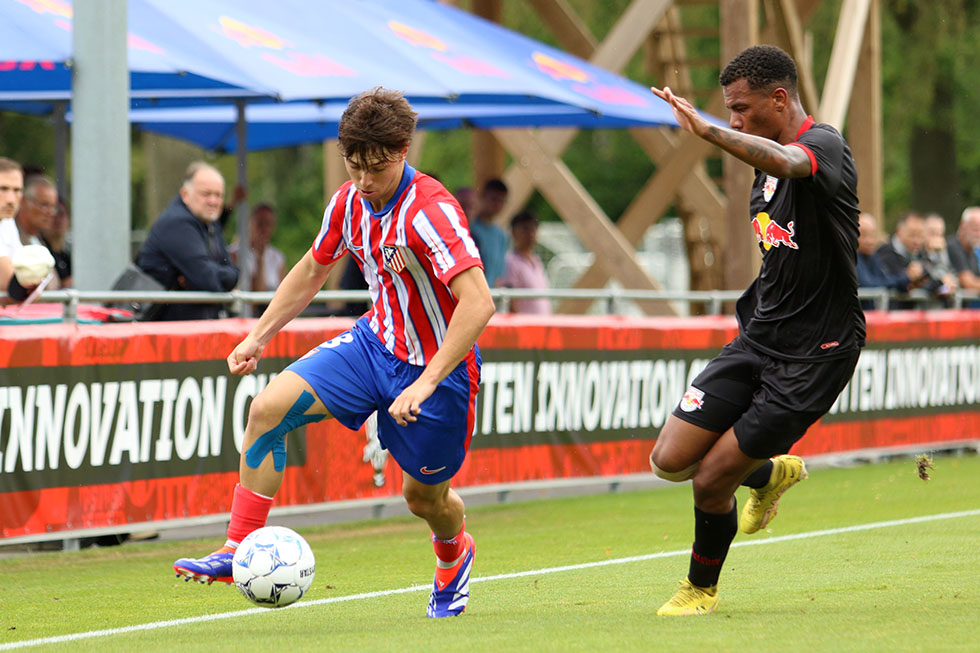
[227,249,333,376]
[651,85,812,179]
[388,266,495,426]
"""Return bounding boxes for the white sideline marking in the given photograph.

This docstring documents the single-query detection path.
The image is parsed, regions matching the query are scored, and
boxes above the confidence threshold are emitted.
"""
[2,508,978,650]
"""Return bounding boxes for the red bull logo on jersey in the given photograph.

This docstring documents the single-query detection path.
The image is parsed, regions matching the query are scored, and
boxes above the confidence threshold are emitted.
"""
[679,386,705,413]
[751,212,798,251]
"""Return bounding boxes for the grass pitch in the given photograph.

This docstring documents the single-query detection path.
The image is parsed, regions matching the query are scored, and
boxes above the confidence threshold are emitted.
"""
[1,453,978,652]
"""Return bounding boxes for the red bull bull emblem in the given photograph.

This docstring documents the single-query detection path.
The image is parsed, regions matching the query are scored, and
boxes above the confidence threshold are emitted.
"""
[763,174,778,202]
[532,52,589,82]
[679,386,705,413]
[751,212,798,251]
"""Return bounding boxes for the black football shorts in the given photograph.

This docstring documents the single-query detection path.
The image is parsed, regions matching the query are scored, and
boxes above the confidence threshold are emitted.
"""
[671,336,860,459]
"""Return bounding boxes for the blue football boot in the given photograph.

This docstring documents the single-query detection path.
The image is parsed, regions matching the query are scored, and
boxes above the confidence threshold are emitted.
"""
[173,545,235,585]
[426,533,474,617]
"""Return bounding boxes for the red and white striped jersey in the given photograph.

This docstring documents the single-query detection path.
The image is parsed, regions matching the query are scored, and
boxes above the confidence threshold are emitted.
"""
[311,164,483,365]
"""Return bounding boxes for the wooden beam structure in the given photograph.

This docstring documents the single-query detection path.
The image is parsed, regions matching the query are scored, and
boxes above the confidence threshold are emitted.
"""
[846,0,883,220]
[819,0,872,128]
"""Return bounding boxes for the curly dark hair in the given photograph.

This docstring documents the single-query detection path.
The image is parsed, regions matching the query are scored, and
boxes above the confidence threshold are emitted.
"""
[719,45,798,95]
[338,87,418,165]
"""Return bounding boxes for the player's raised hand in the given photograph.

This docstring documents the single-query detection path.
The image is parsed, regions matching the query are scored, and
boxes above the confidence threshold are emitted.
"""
[388,377,438,427]
[228,335,264,375]
[651,86,709,137]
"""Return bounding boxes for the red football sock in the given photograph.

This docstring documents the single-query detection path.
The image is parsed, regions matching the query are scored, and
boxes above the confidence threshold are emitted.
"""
[432,519,467,563]
[225,484,274,547]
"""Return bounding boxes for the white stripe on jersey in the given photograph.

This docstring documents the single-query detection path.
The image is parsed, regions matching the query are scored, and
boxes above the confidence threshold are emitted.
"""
[377,211,399,350]
[400,245,448,357]
[413,208,456,274]
[386,257,425,365]
[438,201,481,258]
[314,190,344,258]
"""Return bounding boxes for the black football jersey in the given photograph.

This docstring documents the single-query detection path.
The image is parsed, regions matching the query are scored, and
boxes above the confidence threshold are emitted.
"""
[735,118,866,361]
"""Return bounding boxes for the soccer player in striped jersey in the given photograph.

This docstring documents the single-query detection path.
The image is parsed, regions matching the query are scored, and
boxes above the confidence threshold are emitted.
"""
[174,88,495,618]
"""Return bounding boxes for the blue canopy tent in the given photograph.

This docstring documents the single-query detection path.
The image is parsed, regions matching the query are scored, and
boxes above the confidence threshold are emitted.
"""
[2,0,692,294]
[0,0,273,103]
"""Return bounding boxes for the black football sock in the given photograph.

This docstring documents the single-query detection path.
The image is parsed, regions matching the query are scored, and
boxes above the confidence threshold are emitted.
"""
[741,460,774,489]
[687,502,738,588]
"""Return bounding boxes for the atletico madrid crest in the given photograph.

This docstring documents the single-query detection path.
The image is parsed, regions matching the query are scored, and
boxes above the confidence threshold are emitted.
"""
[382,245,407,273]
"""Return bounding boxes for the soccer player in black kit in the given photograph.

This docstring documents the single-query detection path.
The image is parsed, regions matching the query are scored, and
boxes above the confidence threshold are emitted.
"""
[649,45,865,615]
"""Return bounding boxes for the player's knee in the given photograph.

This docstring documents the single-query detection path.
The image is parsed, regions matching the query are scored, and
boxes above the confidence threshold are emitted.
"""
[402,489,437,519]
[649,448,700,482]
[247,389,279,425]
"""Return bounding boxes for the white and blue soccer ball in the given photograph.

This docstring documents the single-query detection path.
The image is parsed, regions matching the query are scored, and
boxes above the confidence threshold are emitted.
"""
[233,526,315,608]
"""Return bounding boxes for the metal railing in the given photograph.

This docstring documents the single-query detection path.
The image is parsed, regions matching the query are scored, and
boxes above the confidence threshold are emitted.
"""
[4,286,978,324]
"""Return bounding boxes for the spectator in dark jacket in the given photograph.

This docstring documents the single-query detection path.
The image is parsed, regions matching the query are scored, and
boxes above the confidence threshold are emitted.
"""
[137,161,239,320]
[856,213,910,310]
[875,211,939,309]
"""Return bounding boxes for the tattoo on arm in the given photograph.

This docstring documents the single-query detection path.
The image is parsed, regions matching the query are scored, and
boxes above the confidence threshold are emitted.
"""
[707,126,778,163]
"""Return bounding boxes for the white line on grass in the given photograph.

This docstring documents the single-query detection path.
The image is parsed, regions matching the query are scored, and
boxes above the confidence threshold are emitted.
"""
[3,508,978,651]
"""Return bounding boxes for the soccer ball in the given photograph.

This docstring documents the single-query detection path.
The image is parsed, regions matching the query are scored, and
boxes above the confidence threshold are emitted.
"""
[233,526,315,608]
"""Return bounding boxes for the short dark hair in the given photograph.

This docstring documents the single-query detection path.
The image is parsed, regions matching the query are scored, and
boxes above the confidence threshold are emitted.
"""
[251,202,276,216]
[719,45,798,96]
[482,178,508,195]
[338,87,417,165]
[510,210,538,230]
[897,210,924,227]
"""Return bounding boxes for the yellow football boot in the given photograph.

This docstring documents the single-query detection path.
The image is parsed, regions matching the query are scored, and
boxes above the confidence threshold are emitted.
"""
[740,454,808,534]
[657,578,719,616]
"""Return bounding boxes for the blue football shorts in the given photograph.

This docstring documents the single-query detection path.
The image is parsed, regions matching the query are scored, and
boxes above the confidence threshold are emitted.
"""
[285,317,481,484]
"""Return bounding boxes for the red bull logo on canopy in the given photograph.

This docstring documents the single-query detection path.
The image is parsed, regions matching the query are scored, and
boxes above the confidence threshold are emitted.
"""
[215,15,355,78]
[17,0,70,19]
[388,21,448,51]
[751,212,798,251]
[387,20,509,78]
[14,0,164,59]
[532,51,649,107]
[218,16,290,50]
[532,52,589,82]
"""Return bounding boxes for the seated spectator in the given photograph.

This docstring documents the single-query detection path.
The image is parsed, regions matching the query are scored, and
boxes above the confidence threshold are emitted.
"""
[856,212,910,309]
[468,178,509,287]
[137,161,239,320]
[40,198,72,288]
[922,212,957,302]
[230,202,286,293]
[947,206,980,305]
[0,168,59,302]
[498,210,551,315]
[876,211,940,309]
[0,157,25,297]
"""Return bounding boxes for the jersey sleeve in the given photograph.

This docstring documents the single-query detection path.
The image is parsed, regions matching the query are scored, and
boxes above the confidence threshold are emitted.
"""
[789,126,845,199]
[410,200,484,285]
[311,184,352,266]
